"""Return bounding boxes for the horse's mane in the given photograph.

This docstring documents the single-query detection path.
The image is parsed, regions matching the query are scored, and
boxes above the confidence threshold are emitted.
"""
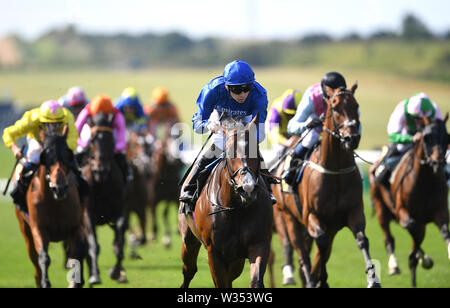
[221,117,247,131]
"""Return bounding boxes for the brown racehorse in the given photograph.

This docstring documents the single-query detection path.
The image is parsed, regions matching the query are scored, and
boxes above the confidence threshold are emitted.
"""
[274,83,381,288]
[125,130,152,254]
[15,127,89,288]
[369,115,449,287]
[179,114,273,288]
[82,113,128,284]
[148,137,184,247]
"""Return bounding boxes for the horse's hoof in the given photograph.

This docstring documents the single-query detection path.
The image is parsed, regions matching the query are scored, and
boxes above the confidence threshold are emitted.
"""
[420,255,434,270]
[388,267,401,276]
[368,282,382,288]
[109,267,121,280]
[117,270,128,283]
[89,275,102,286]
[282,277,296,286]
[282,265,296,286]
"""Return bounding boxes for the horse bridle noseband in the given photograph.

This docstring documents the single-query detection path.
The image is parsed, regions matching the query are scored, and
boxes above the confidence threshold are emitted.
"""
[324,91,360,144]
[224,131,260,194]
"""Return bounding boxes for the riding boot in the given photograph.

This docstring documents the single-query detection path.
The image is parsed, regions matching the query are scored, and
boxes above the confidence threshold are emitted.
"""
[282,144,309,186]
[179,153,216,214]
[374,144,399,188]
[115,153,134,183]
[261,169,277,205]
[10,163,38,214]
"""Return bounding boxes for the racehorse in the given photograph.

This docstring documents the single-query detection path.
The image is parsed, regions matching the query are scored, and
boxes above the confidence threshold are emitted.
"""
[273,83,381,288]
[82,113,128,284]
[179,114,273,288]
[125,130,152,255]
[369,115,449,287]
[148,137,184,247]
[15,126,89,288]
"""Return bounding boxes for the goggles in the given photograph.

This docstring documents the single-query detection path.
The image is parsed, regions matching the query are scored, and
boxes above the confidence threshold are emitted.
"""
[228,83,252,95]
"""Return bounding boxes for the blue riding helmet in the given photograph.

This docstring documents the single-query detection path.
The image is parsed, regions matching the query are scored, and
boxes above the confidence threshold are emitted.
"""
[223,60,255,85]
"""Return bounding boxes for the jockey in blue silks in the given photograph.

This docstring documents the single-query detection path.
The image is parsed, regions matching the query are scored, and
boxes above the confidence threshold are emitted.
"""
[179,60,276,214]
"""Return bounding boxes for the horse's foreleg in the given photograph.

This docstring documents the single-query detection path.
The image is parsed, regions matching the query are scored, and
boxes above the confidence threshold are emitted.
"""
[85,210,101,286]
[207,247,232,288]
[30,227,51,288]
[179,215,201,288]
[348,209,381,288]
[273,205,295,286]
[15,210,41,287]
[162,201,172,248]
[406,223,426,288]
[282,211,313,288]
[373,195,399,275]
[66,232,86,288]
[110,215,128,283]
[248,243,271,288]
[434,206,450,260]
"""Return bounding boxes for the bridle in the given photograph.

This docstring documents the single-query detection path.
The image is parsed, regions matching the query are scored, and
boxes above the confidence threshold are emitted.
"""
[224,131,260,195]
[323,90,360,144]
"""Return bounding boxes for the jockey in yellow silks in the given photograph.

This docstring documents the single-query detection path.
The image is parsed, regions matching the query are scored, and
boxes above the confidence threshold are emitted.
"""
[2,100,80,213]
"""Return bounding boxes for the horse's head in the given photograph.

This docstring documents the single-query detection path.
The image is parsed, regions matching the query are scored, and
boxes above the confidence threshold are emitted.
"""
[39,124,73,201]
[221,114,260,205]
[88,113,116,182]
[323,82,361,151]
[420,114,448,174]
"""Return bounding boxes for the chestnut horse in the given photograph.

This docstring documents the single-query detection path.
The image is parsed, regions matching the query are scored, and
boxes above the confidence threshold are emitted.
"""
[369,115,449,287]
[179,115,273,288]
[82,113,128,284]
[273,83,381,288]
[15,128,89,288]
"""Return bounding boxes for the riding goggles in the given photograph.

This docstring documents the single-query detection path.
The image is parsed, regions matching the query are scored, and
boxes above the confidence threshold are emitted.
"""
[228,83,252,95]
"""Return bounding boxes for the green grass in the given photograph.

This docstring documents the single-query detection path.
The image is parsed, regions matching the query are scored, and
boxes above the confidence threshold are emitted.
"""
[0,192,449,288]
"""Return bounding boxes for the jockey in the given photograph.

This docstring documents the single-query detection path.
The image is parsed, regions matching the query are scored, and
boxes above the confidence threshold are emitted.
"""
[2,100,84,212]
[282,72,355,186]
[267,89,302,158]
[75,94,133,183]
[179,60,276,214]
[58,86,89,119]
[115,87,147,130]
[373,92,443,185]
[145,86,181,139]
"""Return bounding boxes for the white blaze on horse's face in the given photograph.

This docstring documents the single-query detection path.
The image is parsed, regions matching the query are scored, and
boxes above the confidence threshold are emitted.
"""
[242,172,255,196]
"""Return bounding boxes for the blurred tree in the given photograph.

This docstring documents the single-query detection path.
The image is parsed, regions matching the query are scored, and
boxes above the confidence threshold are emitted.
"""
[299,33,333,44]
[401,14,433,40]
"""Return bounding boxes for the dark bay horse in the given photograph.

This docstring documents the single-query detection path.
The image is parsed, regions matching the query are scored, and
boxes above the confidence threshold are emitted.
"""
[15,127,89,288]
[179,115,273,288]
[125,130,152,254]
[273,83,381,288]
[148,137,184,247]
[369,115,449,287]
[82,113,128,284]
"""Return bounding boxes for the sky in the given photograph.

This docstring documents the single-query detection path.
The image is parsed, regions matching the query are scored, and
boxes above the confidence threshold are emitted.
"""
[0,0,449,40]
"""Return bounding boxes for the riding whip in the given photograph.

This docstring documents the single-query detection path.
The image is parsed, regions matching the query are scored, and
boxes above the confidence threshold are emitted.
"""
[3,145,25,196]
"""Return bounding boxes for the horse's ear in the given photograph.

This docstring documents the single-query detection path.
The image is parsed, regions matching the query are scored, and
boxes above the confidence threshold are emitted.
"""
[444,112,449,124]
[323,86,335,101]
[39,126,46,142]
[249,112,259,128]
[351,81,358,94]
[62,124,69,139]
